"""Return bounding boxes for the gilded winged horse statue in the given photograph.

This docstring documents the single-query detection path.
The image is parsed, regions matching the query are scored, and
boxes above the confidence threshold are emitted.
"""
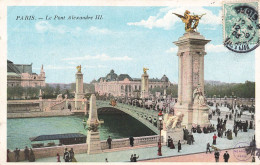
[173,10,206,32]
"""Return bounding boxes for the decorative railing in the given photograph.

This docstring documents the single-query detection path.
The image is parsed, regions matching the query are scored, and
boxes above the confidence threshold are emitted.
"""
[100,135,162,150]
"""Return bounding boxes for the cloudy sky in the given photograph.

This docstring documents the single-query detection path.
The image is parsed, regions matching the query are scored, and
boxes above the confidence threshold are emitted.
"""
[8,6,255,83]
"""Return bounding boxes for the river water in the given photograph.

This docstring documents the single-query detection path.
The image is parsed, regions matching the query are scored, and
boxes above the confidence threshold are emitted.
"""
[7,114,156,150]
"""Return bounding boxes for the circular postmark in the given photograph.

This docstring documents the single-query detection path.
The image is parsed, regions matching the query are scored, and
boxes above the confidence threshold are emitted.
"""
[224,4,259,53]
[233,142,251,161]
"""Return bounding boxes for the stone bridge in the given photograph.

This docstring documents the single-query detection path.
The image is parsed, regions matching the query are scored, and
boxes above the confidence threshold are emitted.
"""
[96,100,160,134]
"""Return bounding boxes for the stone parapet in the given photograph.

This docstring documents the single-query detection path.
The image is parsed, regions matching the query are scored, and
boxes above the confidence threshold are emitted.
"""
[7,110,72,119]
[8,143,88,162]
[100,135,162,150]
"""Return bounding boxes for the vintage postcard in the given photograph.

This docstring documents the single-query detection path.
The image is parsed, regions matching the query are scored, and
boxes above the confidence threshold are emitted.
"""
[0,0,259,164]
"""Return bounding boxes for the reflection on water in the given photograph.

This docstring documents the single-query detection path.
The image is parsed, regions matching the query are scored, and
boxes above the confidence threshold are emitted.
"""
[7,114,156,150]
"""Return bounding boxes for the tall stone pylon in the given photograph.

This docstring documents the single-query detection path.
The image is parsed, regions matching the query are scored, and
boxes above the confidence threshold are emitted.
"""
[141,68,149,99]
[173,32,211,129]
[86,94,102,154]
[75,65,84,110]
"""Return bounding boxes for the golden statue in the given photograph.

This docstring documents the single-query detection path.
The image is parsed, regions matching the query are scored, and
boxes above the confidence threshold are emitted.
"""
[143,67,149,74]
[173,10,206,32]
[76,65,81,72]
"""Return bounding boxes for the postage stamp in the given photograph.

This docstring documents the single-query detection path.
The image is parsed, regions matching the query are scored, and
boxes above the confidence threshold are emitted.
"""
[0,0,259,164]
[223,1,259,53]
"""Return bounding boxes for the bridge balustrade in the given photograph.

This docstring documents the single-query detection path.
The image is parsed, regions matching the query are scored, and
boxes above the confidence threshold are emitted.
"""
[100,135,162,150]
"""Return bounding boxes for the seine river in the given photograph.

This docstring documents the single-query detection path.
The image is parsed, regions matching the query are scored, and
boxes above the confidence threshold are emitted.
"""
[7,114,156,150]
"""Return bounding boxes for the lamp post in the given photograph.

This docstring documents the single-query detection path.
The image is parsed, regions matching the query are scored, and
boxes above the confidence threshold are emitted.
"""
[231,92,234,109]
[234,95,237,109]
[158,111,163,156]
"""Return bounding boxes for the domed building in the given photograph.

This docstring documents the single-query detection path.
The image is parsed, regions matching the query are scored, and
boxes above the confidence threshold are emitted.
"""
[7,60,46,87]
[93,69,173,98]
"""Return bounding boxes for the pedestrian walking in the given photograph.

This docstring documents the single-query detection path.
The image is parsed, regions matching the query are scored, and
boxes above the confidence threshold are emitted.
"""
[24,146,29,161]
[214,150,220,162]
[14,148,20,162]
[107,136,112,149]
[206,143,211,154]
[129,136,134,147]
[178,140,181,152]
[57,153,61,162]
[29,148,35,162]
[132,154,139,162]
[7,149,10,162]
[213,134,217,145]
[69,148,76,162]
[105,158,108,162]
[63,148,70,162]
[223,151,230,162]
[167,136,171,147]
[130,154,133,162]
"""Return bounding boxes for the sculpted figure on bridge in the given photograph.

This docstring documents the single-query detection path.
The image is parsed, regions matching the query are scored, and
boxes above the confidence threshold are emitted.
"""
[87,119,99,132]
[173,10,206,32]
[193,85,206,106]
[165,112,184,130]
[76,65,81,73]
[143,67,149,74]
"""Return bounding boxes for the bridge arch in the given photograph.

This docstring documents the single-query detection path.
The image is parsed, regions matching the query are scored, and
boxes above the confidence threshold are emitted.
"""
[96,100,160,134]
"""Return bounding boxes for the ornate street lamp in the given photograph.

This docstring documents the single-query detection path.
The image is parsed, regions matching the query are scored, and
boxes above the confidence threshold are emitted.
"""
[231,92,234,109]
[158,111,163,156]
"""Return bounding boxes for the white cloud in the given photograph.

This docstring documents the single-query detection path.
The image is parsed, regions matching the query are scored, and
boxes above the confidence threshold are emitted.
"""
[127,7,221,30]
[35,22,112,36]
[87,26,112,34]
[206,44,228,53]
[35,21,82,34]
[67,61,77,65]
[166,47,178,53]
[62,53,132,61]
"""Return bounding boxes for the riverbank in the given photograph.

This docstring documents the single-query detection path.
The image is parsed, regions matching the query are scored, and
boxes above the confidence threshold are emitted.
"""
[7,110,72,119]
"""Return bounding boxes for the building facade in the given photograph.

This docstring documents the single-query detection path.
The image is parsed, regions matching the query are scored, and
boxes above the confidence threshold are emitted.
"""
[7,60,46,87]
[93,69,172,98]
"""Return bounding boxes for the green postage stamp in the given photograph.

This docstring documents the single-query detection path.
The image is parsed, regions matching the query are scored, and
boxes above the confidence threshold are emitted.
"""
[223,1,259,53]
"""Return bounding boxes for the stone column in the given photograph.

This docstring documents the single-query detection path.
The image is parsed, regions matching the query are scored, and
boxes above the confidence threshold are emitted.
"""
[39,89,42,100]
[173,32,211,129]
[141,73,149,99]
[86,94,102,154]
[177,53,183,105]
[75,71,84,110]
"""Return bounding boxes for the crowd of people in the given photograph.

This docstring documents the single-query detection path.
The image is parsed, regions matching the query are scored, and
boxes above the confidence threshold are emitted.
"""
[63,148,76,162]
[7,146,35,162]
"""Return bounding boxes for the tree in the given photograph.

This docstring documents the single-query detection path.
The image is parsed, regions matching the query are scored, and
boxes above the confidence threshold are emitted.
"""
[55,84,61,95]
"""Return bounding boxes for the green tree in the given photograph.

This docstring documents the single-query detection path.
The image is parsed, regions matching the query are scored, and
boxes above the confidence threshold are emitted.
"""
[55,84,61,95]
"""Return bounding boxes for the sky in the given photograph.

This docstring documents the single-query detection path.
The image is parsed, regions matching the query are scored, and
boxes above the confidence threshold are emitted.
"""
[7,6,255,84]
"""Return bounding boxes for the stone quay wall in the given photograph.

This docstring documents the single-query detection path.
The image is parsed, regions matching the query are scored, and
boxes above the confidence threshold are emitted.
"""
[7,110,72,119]
[7,99,83,113]
[7,102,40,113]
[8,143,88,162]
[7,135,161,162]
